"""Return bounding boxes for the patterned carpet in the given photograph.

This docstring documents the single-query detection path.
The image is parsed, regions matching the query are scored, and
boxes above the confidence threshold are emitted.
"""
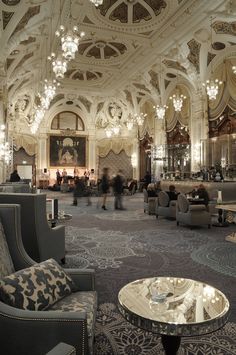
[48,191,236,354]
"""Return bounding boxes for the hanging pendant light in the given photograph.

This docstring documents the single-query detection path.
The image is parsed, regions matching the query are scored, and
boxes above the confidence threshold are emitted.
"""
[232,65,236,74]
[170,92,186,112]
[134,112,147,126]
[202,79,222,100]
[50,54,68,79]
[56,0,85,61]
[202,17,222,100]
[89,0,103,6]
[154,105,168,120]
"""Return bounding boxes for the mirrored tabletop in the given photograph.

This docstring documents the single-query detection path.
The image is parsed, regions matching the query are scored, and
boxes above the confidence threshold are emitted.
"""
[118,277,230,337]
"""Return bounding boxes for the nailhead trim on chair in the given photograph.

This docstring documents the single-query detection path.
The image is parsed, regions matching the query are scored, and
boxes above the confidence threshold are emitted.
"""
[0,312,86,355]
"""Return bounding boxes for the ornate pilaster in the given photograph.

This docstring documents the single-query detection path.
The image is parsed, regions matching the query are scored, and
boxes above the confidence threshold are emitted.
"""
[190,90,208,172]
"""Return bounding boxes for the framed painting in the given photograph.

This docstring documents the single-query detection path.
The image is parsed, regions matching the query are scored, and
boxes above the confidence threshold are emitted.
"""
[49,135,86,167]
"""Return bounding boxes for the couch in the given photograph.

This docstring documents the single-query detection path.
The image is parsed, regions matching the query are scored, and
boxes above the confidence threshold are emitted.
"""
[0,204,97,355]
[0,193,65,263]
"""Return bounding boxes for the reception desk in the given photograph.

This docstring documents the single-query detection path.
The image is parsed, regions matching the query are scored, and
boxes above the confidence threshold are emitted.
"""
[160,180,236,214]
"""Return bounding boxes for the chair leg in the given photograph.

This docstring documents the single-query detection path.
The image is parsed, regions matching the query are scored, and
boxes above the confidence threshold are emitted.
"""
[177,221,179,226]
[156,214,158,219]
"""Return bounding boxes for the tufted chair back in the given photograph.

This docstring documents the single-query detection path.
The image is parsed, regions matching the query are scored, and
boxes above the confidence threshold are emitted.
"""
[177,194,189,213]
[158,191,169,207]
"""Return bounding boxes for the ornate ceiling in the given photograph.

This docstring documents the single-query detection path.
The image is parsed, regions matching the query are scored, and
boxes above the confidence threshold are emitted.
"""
[0,0,236,133]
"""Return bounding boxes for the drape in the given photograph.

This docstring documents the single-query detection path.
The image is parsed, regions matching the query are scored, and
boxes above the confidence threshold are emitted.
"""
[14,135,37,156]
[97,138,133,157]
[209,59,236,120]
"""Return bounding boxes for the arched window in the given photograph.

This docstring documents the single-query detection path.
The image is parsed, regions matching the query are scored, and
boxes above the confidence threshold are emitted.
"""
[51,111,84,131]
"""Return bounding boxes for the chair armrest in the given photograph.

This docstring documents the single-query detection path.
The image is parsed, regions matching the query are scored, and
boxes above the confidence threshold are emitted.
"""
[189,204,206,211]
[0,302,89,355]
[45,342,76,355]
[66,268,95,291]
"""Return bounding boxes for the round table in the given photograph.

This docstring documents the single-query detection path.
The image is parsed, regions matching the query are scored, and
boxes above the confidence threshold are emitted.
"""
[118,277,230,355]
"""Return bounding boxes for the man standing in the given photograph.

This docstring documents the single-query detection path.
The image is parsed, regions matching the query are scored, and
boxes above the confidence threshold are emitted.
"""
[113,170,125,210]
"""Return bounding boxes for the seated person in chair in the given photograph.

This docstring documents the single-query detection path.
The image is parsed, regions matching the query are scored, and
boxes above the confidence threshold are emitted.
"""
[196,184,210,207]
[147,183,157,197]
[166,184,179,201]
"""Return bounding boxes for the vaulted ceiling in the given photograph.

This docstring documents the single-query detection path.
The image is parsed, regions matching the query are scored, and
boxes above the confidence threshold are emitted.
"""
[1,0,236,133]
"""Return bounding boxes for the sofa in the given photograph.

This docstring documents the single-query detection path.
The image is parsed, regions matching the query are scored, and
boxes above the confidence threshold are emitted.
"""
[0,193,65,263]
[0,204,97,355]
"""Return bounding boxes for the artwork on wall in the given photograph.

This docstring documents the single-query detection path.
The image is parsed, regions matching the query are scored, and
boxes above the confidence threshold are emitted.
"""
[49,135,86,167]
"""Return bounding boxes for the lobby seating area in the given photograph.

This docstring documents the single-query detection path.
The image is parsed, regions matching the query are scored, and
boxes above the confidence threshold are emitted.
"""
[0,190,235,354]
[0,204,97,355]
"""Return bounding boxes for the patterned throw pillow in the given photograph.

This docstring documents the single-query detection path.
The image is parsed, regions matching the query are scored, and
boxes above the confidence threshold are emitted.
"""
[0,219,15,278]
[0,258,75,311]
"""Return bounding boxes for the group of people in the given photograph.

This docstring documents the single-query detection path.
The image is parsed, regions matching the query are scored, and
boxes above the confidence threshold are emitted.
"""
[146,182,210,207]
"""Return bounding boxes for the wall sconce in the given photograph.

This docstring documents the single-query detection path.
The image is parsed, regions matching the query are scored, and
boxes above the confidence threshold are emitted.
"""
[131,153,137,168]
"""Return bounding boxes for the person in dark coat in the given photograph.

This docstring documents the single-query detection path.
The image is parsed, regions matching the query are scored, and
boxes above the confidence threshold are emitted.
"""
[196,184,210,207]
[144,171,151,189]
[10,169,21,182]
[113,170,125,210]
[167,185,179,201]
[101,167,110,210]
[73,177,85,206]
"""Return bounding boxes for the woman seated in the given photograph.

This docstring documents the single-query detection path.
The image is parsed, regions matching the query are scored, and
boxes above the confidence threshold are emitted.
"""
[147,183,157,197]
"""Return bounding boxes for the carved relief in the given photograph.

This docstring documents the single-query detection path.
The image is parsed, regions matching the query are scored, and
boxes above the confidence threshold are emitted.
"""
[11,6,40,37]
[78,40,127,59]
[213,21,236,36]
[187,39,201,73]
[99,0,167,24]
[78,96,92,112]
[2,11,14,29]
[163,59,187,74]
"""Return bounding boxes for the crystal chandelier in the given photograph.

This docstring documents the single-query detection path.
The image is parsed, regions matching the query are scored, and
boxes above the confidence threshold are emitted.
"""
[56,25,85,61]
[49,54,68,79]
[202,17,222,100]
[89,0,103,6]
[154,105,168,120]
[126,116,135,130]
[134,112,147,126]
[44,79,59,101]
[170,93,186,112]
[202,79,222,100]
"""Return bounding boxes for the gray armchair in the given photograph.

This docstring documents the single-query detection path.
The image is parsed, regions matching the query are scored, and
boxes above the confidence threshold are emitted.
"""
[0,204,97,355]
[46,342,76,355]
[155,191,177,219]
[0,193,65,263]
[143,189,157,215]
[176,194,211,228]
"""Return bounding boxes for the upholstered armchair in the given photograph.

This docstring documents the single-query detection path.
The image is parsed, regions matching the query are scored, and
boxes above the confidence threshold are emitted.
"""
[176,194,211,228]
[0,204,97,355]
[0,193,65,263]
[155,191,177,219]
[143,189,157,215]
[46,342,76,355]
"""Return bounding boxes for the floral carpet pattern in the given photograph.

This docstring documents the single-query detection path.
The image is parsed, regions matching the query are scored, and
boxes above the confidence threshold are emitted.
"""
[48,191,236,354]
